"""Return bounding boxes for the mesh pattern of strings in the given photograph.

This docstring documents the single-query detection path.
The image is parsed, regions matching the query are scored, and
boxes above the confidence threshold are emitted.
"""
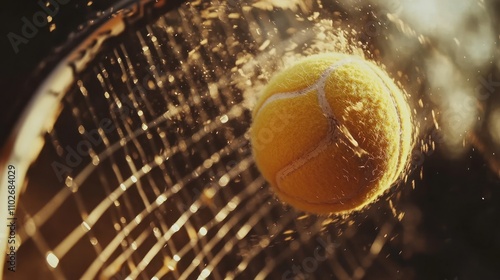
[11,1,413,279]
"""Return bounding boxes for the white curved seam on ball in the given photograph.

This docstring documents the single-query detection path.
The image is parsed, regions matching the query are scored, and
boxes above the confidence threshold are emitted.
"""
[374,72,404,183]
[256,85,315,116]
[318,59,369,158]
[273,58,367,193]
[256,58,355,115]
[363,63,404,183]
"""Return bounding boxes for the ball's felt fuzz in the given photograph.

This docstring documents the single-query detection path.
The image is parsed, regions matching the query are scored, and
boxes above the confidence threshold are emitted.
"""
[250,53,412,214]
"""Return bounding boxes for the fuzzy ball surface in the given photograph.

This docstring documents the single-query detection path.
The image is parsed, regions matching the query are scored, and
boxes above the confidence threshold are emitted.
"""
[250,53,413,214]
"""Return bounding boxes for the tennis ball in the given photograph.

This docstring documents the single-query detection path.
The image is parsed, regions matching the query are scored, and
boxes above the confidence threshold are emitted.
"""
[250,53,412,214]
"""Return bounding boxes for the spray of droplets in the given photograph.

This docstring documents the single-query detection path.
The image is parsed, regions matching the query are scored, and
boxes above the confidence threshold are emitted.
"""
[234,10,422,215]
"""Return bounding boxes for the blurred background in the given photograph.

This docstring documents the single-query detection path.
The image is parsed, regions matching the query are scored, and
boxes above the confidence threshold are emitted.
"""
[1,0,500,279]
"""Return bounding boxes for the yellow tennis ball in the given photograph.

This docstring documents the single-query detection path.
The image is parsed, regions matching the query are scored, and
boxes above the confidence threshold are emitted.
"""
[250,53,413,214]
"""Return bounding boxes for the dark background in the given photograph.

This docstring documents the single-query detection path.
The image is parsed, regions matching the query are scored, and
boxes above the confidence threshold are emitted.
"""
[0,0,127,146]
[0,0,500,279]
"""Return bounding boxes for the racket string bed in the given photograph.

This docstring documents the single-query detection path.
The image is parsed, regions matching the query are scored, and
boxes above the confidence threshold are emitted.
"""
[6,1,430,279]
